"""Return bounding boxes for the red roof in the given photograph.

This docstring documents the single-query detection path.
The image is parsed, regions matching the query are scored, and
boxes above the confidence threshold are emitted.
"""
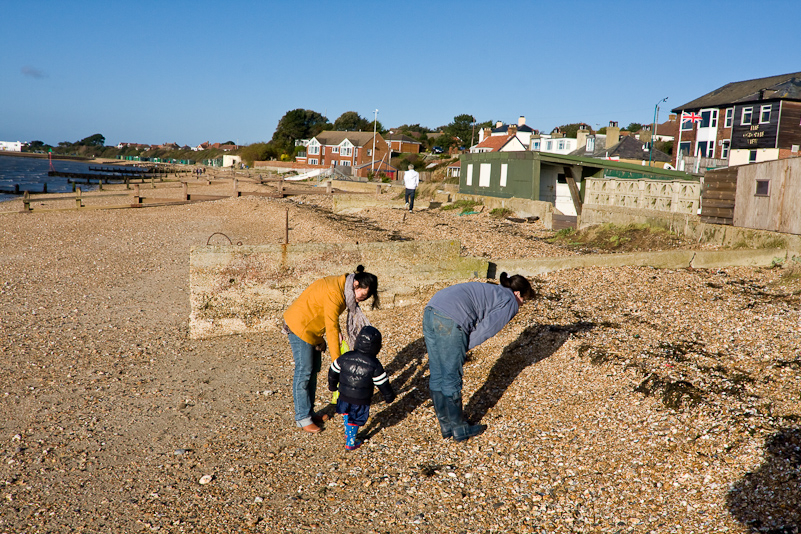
[474,134,517,152]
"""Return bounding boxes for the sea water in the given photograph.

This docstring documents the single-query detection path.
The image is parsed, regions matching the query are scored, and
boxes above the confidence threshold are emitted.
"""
[0,155,107,203]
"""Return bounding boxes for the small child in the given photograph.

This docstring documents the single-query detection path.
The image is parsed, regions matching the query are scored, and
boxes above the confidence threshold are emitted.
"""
[328,325,395,450]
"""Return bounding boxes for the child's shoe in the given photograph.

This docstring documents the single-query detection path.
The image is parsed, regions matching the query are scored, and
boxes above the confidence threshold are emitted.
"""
[344,421,362,450]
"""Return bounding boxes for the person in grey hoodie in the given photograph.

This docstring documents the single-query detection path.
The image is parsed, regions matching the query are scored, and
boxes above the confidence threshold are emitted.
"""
[423,273,535,442]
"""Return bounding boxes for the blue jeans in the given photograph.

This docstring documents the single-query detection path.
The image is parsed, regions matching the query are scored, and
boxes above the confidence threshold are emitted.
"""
[404,188,416,210]
[423,306,469,396]
[287,329,322,427]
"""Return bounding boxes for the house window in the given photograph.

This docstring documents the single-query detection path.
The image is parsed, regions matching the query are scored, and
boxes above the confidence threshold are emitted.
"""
[749,150,757,163]
[741,107,753,125]
[332,147,339,153]
[792,145,800,153]
[366,149,372,156]
[586,137,595,152]
[725,108,734,128]
[341,147,352,156]
[696,141,708,158]
[760,105,771,124]
[546,141,553,151]
[755,180,770,196]
[679,142,692,156]
[532,140,540,150]
[309,158,318,165]
[721,140,730,158]
[700,110,717,128]
[309,145,319,155]
[479,163,491,187]
[500,164,508,187]
[341,160,351,166]
[557,140,565,150]
[466,164,473,186]
[681,117,694,130]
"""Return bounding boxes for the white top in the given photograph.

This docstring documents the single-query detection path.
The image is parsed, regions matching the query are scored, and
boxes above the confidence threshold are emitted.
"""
[403,169,419,189]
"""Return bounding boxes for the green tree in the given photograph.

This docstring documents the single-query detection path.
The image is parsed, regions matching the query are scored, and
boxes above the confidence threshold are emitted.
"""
[25,140,51,152]
[444,114,475,149]
[624,122,643,133]
[333,111,370,131]
[271,109,330,155]
[239,142,279,166]
[78,133,105,146]
[554,123,592,139]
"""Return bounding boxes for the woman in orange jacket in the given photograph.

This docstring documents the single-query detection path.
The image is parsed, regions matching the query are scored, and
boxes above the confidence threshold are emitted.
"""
[283,265,379,433]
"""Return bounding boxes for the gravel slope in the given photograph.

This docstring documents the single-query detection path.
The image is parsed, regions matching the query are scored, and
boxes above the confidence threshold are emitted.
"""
[1,188,800,533]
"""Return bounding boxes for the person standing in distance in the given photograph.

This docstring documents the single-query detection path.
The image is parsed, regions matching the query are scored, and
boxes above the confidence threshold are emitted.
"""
[423,273,536,442]
[403,164,419,213]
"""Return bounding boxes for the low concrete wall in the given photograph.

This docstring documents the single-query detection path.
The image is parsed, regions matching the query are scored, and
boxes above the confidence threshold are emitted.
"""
[580,204,801,251]
[333,195,431,214]
[189,240,488,339]
[492,248,792,278]
[453,193,554,225]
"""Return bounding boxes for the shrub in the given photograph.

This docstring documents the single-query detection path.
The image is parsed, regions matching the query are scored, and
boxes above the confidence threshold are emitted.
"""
[489,207,514,219]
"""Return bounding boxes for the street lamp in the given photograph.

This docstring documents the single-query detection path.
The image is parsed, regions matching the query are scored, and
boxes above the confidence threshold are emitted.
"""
[649,97,668,166]
[371,109,378,176]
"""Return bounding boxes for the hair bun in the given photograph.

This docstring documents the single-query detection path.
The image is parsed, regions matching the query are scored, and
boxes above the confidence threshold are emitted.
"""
[356,265,365,273]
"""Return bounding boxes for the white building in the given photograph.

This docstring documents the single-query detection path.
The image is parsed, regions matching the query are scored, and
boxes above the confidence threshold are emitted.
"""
[0,141,23,152]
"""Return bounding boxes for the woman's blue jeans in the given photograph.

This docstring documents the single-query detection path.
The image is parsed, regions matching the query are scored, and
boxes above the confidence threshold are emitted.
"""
[423,306,469,396]
[287,329,322,428]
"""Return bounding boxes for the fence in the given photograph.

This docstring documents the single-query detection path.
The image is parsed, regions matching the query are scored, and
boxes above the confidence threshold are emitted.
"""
[584,176,701,215]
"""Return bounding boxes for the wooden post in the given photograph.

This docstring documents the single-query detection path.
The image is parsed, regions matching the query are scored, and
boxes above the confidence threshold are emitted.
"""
[326,180,332,194]
[22,191,31,212]
[98,179,103,191]
[279,178,284,196]
[134,184,141,204]
[125,177,130,190]
[375,184,381,195]
[563,165,583,216]
[232,178,238,197]
[182,182,189,201]
[151,176,155,188]
[285,208,289,244]
[75,187,82,209]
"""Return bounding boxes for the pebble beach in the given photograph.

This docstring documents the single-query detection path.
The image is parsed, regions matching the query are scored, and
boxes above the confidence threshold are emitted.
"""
[1,181,800,533]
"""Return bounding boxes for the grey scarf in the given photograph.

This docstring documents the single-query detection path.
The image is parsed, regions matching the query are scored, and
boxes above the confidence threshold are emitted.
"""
[344,273,370,349]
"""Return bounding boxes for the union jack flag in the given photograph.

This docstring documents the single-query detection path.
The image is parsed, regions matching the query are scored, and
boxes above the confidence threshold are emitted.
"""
[682,112,703,123]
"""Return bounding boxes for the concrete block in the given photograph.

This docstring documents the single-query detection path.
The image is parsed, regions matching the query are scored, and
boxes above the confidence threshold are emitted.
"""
[691,248,787,269]
[333,196,430,214]
[189,240,488,339]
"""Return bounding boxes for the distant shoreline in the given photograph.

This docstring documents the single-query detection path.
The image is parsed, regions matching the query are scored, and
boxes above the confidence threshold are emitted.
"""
[0,151,92,162]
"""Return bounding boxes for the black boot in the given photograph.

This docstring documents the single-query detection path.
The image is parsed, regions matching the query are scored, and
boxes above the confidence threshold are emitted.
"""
[430,390,453,439]
[444,392,486,442]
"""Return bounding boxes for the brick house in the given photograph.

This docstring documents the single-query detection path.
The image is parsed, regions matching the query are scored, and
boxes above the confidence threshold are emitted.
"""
[672,71,801,169]
[385,133,421,154]
[295,131,391,177]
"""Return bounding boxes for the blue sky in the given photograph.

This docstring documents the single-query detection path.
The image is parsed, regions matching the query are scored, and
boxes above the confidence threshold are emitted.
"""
[2,0,800,147]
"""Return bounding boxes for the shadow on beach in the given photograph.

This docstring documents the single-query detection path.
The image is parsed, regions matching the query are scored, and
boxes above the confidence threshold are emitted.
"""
[726,426,801,533]
[362,321,595,440]
[465,321,595,423]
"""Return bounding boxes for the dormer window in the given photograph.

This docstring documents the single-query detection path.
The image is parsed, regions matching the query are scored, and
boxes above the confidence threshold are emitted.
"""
[586,137,595,152]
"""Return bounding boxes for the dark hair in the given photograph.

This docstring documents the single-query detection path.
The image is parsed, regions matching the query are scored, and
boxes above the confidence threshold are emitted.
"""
[353,265,380,309]
[499,272,536,301]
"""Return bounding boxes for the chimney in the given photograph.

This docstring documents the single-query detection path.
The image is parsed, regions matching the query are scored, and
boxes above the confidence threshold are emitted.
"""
[606,121,620,149]
[576,128,589,150]
[640,124,652,145]
[668,113,677,122]
[518,116,526,127]
[494,121,502,128]
[480,127,492,143]
[508,124,517,136]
